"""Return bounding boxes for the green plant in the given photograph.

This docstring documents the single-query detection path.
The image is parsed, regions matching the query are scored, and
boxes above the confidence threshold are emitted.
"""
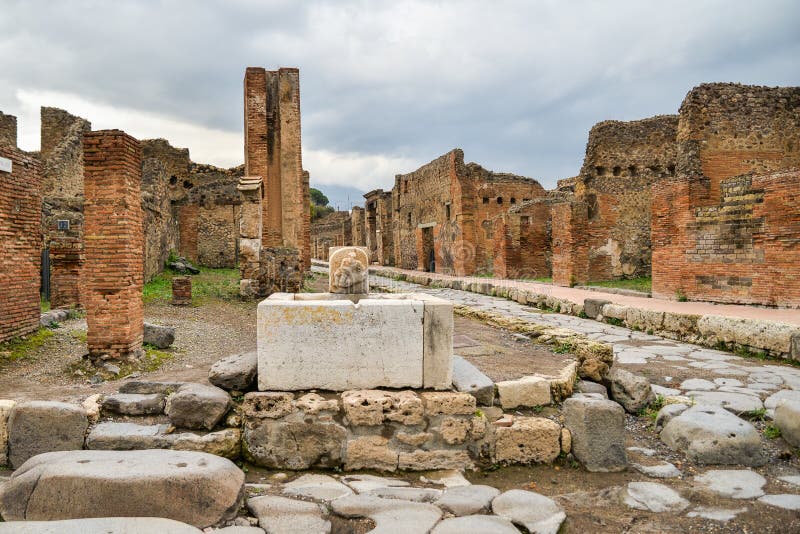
[531,405,544,414]
[764,424,782,439]
[166,249,180,266]
[40,297,50,312]
[744,407,768,421]
[578,310,588,319]
[0,328,55,365]
[71,330,87,343]
[675,289,688,302]
[474,409,484,418]
[552,341,575,354]
[587,277,652,293]
[605,317,624,327]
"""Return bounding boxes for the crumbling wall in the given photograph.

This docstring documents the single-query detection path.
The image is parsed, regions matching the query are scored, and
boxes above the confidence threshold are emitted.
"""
[652,83,800,306]
[364,190,393,265]
[141,158,180,281]
[244,67,310,270]
[351,206,366,247]
[83,130,144,360]
[551,201,589,287]
[0,141,42,342]
[575,115,678,280]
[311,211,352,261]
[0,112,17,148]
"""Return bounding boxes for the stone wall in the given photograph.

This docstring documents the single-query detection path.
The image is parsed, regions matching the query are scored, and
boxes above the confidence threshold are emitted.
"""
[391,149,545,276]
[0,142,42,342]
[83,130,144,360]
[364,189,393,265]
[141,158,179,281]
[351,206,366,247]
[575,115,678,280]
[311,211,352,261]
[652,83,800,306]
[244,67,310,270]
[0,112,17,148]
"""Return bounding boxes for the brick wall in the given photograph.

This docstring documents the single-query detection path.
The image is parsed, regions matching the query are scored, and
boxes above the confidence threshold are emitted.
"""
[364,190,393,265]
[551,201,589,287]
[178,204,199,262]
[311,211,352,261]
[0,144,42,342]
[0,112,17,147]
[83,130,144,360]
[244,67,310,270]
[351,206,366,246]
[141,158,179,281]
[652,83,800,306]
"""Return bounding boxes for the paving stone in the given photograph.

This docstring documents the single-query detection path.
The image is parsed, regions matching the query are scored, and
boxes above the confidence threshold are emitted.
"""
[247,495,330,534]
[341,474,410,493]
[779,475,800,487]
[0,517,202,533]
[118,380,184,394]
[651,384,680,397]
[419,469,471,488]
[330,494,442,534]
[765,389,800,410]
[492,489,566,534]
[757,494,800,511]
[660,405,766,466]
[686,507,747,521]
[0,449,244,528]
[102,392,164,415]
[633,462,682,478]
[451,355,495,406]
[606,368,654,413]
[679,378,716,391]
[576,380,608,397]
[694,470,766,499]
[714,378,744,387]
[683,391,763,414]
[774,400,800,447]
[7,401,88,468]
[209,351,258,391]
[435,485,500,516]
[563,396,627,472]
[655,403,689,430]
[166,383,231,430]
[282,474,353,501]
[627,446,657,457]
[623,481,689,513]
[367,486,442,503]
[431,515,519,534]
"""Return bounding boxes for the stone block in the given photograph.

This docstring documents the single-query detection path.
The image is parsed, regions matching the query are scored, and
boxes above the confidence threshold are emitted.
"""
[422,296,454,389]
[600,303,628,320]
[242,392,295,419]
[342,390,423,426]
[166,383,231,430]
[494,417,561,464]
[258,294,425,390]
[496,376,551,409]
[102,393,164,416]
[421,392,476,416]
[118,380,183,395]
[0,400,14,466]
[143,322,175,348]
[773,400,800,447]
[0,450,244,528]
[563,396,627,472]
[437,417,471,445]
[451,355,495,406]
[209,351,258,391]
[295,393,339,414]
[584,298,611,320]
[344,435,398,472]
[397,450,473,471]
[606,367,655,413]
[698,315,794,355]
[243,419,346,469]
[7,401,88,468]
[0,518,203,534]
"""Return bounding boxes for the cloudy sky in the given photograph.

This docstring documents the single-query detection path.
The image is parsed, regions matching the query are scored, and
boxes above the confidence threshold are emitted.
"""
[1,0,798,207]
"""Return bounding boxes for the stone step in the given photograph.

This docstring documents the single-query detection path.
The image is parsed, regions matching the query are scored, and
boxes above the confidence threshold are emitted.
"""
[451,355,495,406]
[86,421,240,459]
[102,393,165,415]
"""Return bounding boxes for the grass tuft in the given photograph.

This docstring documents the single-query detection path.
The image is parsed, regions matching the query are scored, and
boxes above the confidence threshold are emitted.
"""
[143,267,240,304]
[587,277,651,293]
[0,328,55,365]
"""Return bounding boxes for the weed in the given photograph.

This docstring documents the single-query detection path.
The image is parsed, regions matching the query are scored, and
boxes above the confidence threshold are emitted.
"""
[0,328,55,365]
[569,459,581,469]
[675,289,688,302]
[531,405,544,414]
[744,407,768,421]
[143,267,239,304]
[588,277,652,293]
[552,341,575,354]
[71,330,87,343]
[40,297,50,312]
[605,317,624,327]
[578,310,588,319]
[764,424,782,439]
[639,394,665,424]
[474,409,484,418]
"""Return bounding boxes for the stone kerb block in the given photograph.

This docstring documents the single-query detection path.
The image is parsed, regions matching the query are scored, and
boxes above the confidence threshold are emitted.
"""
[7,401,89,468]
[257,292,453,391]
[329,246,369,294]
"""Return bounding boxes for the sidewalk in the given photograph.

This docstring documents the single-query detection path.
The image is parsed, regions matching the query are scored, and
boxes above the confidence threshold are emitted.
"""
[374,266,800,326]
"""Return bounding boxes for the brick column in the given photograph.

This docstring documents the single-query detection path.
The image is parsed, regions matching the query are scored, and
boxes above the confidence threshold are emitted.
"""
[171,276,192,306]
[551,201,589,287]
[83,130,144,361]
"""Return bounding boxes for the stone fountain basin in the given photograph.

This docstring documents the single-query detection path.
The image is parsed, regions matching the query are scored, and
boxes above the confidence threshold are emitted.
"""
[257,293,453,391]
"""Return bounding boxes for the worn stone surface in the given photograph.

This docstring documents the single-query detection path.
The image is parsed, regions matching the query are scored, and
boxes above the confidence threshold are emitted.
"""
[694,470,766,499]
[258,295,425,390]
[248,495,330,534]
[367,486,442,503]
[622,482,689,513]
[341,474,409,493]
[242,392,295,419]
[397,450,473,471]
[296,393,339,414]
[102,393,164,415]
[342,390,424,426]
[282,474,353,502]
[243,420,346,470]
[660,405,766,466]
[0,518,202,534]
[606,367,654,413]
[492,489,566,534]
[451,355,495,406]
[421,391,476,415]
[166,383,231,430]
[496,376,552,409]
[431,515,519,534]
[655,403,689,430]
[563,396,627,472]
[209,351,258,391]
[143,322,175,348]
[7,401,88,468]
[576,380,608,397]
[419,470,471,488]
[757,494,800,511]
[686,506,747,522]
[584,298,612,320]
[774,400,800,447]
[344,435,398,472]
[85,422,240,459]
[422,295,454,390]
[0,400,15,466]
[683,391,763,414]
[330,494,442,534]
[494,417,561,464]
[632,462,681,478]
[119,380,183,394]
[0,450,244,528]
[435,485,500,516]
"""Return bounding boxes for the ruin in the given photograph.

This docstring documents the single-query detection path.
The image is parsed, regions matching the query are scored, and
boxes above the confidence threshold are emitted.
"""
[311,210,352,261]
[82,130,144,361]
[239,67,310,297]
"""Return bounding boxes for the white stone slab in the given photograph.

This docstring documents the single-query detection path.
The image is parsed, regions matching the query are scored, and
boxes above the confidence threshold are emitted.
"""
[258,295,425,390]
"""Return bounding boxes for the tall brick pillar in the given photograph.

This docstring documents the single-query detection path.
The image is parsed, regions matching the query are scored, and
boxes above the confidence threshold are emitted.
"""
[551,201,589,287]
[83,130,144,361]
